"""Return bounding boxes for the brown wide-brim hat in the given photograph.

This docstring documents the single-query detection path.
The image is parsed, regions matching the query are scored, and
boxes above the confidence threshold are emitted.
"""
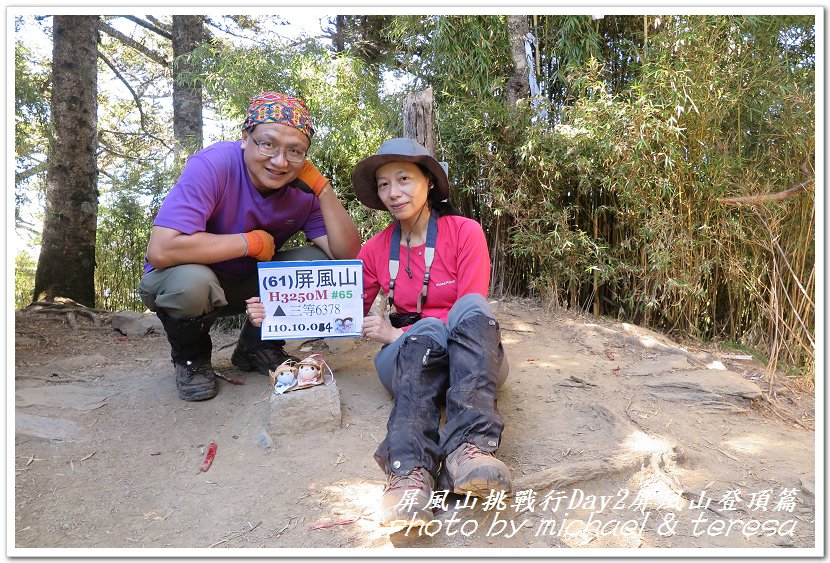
[351,138,450,210]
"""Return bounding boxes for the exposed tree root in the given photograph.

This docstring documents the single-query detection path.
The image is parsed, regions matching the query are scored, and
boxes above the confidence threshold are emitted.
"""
[24,299,110,330]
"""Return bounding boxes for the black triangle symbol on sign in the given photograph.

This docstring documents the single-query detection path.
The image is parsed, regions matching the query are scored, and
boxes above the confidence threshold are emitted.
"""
[274,306,286,317]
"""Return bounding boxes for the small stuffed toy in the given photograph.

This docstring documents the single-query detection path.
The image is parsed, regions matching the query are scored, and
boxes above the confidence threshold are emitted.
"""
[269,360,297,394]
[295,354,324,387]
[276,369,296,386]
[293,354,335,389]
[271,355,334,394]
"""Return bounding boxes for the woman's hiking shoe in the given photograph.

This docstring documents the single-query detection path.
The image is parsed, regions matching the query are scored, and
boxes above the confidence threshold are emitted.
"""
[174,359,218,401]
[443,443,512,497]
[378,467,434,527]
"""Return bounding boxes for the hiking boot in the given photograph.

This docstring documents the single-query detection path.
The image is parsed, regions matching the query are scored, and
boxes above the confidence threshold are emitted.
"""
[174,358,218,401]
[231,320,298,375]
[379,467,435,527]
[231,343,298,375]
[443,442,512,497]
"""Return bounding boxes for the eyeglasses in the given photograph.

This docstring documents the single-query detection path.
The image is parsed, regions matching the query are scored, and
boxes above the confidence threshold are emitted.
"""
[249,136,307,163]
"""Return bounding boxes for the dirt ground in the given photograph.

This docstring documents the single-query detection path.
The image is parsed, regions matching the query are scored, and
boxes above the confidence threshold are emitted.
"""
[12,297,817,555]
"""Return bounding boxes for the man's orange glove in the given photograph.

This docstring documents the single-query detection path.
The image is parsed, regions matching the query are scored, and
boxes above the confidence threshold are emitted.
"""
[294,160,330,196]
[241,230,275,261]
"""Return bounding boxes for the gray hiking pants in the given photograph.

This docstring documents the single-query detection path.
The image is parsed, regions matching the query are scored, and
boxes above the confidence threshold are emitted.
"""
[373,293,509,393]
[373,293,509,477]
[138,246,329,319]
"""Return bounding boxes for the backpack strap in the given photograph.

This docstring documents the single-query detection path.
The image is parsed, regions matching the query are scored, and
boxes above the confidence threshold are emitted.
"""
[388,210,438,314]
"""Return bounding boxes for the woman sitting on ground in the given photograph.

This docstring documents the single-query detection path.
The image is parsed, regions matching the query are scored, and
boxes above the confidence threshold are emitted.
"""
[247,138,511,527]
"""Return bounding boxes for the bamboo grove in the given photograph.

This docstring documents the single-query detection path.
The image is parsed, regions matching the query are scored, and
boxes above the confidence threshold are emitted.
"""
[389,15,815,378]
[14,14,815,379]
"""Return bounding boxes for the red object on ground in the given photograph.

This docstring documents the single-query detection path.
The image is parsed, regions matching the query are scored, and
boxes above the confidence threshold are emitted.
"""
[216,372,245,385]
[199,441,217,472]
[308,509,371,530]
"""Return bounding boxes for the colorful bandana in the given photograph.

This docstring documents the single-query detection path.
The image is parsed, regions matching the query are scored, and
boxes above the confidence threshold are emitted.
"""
[243,92,314,139]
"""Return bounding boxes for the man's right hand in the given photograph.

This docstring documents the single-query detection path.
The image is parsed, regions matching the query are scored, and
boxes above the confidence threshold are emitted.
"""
[294,160,330,196]
[241,230,275,261]
[246,297,266,328]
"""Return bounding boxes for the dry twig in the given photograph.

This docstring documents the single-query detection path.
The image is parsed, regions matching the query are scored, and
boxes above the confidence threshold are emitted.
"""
[208,520,261,548]
[718,178,813,206]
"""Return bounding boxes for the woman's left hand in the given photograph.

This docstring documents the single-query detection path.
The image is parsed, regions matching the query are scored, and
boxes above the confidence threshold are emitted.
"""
[361,313,403,344]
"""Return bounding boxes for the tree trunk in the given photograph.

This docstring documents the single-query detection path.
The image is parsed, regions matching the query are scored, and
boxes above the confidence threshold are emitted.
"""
[505,15,530,106]
[492,15,531,296]
[33,16,99,307]
[333,15,345,53]
[403,88,435,156]
[172,15,204,159]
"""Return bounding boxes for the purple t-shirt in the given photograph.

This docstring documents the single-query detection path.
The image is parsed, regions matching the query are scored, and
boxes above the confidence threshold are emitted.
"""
[144,141,326,276]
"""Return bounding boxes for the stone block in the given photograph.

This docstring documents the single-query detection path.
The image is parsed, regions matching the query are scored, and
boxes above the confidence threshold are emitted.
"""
[642,369,762,402]
[267,383,342,436]
[623,354,692,376]
[323,337,356,354]
[16,385,115,411]
[16,413,86,442]
[47,354,109,373]
[111,311,164,337]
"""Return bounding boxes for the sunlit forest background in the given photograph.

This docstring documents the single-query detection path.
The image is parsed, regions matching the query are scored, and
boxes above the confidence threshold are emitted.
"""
[13,13,816,379]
